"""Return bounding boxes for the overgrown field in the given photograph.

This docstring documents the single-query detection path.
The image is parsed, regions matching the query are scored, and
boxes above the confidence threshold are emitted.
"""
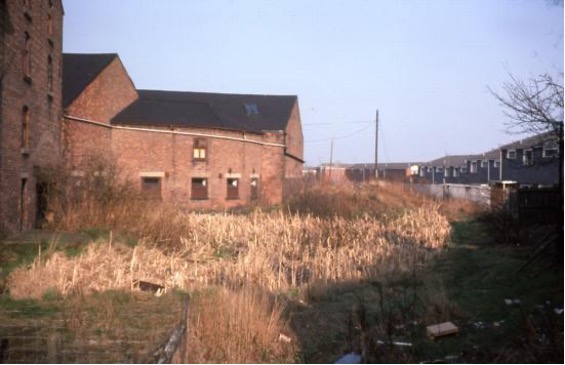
[1,180,562,363]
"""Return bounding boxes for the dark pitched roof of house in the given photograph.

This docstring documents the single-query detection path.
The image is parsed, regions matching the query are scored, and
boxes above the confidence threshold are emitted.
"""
[112,90,297,133]
[424,149,501,167]
[348,162,422,170]
[63,53,118,107]
[499,131,558,150]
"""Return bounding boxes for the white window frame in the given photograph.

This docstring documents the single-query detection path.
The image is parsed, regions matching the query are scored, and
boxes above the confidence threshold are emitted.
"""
[507,149,516,159]
[523,149,533,166]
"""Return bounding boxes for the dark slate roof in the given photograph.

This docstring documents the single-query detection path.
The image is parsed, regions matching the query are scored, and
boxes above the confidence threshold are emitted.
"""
[348,162,422,170]
[112,90,297,133]
[63,53,118,107]
[498,131,557,150]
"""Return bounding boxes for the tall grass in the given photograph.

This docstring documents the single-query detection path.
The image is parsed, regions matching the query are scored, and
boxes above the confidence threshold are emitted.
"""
[8,205,450,299]
[186,286,296,363]
[7,171,462,362]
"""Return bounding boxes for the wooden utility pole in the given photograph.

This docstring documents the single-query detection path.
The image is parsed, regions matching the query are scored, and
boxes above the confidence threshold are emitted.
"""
[375,110,379,179]
[328,138,334,182]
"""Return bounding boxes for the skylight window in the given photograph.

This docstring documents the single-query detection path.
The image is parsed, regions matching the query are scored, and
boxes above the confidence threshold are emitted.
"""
[244,103,259,115]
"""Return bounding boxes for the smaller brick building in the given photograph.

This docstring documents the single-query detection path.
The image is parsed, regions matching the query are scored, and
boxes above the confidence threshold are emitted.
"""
[63,53,304,209]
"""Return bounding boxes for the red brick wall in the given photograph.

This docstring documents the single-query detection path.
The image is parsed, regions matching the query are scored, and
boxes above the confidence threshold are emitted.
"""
[283,100,304,199]
[64,57,138,170]
[112,126,285,209]
[0,0,64,235]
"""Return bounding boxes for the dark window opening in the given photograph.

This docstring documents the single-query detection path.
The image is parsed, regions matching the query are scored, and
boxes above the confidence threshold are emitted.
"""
[21,106,29,152]
[47,55,53,92]
[141,177,161,200]
[193,138,207,161]
[36,182,49,229]
[227,178,239,200]
[523,149,533,166]
[250,178,259,200]
[23,32,31,80]
[543,148,558,158]
[191,178,208,200]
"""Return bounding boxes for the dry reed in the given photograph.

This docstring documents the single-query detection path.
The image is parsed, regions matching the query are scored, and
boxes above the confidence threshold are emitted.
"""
[8,205,450,299]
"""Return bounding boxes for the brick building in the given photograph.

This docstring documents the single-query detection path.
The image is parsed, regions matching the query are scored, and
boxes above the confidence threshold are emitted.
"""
[0,0,64,235]
[1,2,303,235]
[63,53,304,209]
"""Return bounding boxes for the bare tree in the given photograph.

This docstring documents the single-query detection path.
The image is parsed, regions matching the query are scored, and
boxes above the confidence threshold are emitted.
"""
[490,73,563,138]
[491,74,563,255]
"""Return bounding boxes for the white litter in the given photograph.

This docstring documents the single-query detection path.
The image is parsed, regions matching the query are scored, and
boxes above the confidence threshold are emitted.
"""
[376,340,412,347]
[278,333,292,343]
[335,352,362,364]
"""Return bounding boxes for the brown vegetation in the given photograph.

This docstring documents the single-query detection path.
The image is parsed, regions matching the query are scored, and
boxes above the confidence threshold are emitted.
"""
[6,174,467,363]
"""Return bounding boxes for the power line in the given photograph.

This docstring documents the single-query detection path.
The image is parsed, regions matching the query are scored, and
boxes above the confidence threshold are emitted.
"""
[302,120,373,126]
[305,124,373,144]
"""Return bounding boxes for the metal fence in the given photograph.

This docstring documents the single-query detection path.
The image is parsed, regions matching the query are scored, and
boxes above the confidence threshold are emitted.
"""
[0,294,188,364]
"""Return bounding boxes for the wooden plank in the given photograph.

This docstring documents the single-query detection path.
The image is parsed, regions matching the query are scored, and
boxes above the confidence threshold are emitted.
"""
[426,321,459,339]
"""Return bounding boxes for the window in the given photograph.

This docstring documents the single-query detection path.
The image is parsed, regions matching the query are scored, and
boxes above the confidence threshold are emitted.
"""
[493,160,500,168]
[427,166,433,173]
[444,168,449,178]
[141,177,161,200]
[481,160,488,168]
[227,178,239,200]
[523,149,533,166]
[244,103,259,115]
[191,178,208,200]
[419,168,425,177]
[543,147,558,158]
[506,150,516,159]
[460,165,468,173]
[23,0,32,19]
[21,106,29,152]
[47,13,53,38]
[470,161,478,173]
[22,32,31,80]
[453,168,459,178]
[436,166,443,173]
[47,55,53,93]
[193,138,207,161]
[250,178,259,200]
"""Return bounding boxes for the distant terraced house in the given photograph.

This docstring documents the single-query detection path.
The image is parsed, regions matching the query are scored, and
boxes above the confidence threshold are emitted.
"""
[63,53,304,209]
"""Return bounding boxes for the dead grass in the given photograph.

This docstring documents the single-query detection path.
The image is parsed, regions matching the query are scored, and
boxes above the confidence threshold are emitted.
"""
[7,174,484,363]
[186,286,296,363]
[7,205,451,299]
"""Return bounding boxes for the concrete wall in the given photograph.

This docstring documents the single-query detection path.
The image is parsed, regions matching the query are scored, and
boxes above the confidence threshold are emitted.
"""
[412,183,491,206]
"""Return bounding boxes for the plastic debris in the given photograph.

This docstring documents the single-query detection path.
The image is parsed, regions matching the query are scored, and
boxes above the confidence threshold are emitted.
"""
[335,352,362,364]
[376,340,412,347]
[504,298,521,305]
[554,307,564,315]
[278,333,292,343]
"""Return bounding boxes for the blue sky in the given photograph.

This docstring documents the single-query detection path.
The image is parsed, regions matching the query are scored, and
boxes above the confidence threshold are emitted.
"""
[63,0,563,166]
